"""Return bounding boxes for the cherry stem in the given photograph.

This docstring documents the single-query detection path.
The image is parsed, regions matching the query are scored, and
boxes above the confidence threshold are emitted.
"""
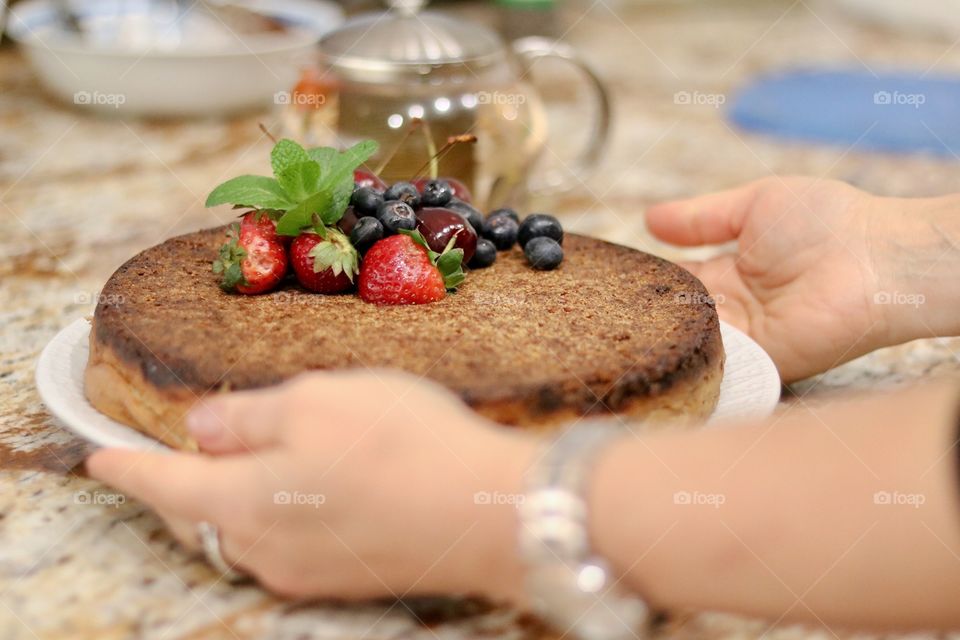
[410,134,477,182]
[374,118,422,175]
[259,123,278,144]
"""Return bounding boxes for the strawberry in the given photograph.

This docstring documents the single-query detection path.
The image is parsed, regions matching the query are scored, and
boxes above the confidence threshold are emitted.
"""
[358,230,465,305]
[212,213,287,295]
[290,226,359,294]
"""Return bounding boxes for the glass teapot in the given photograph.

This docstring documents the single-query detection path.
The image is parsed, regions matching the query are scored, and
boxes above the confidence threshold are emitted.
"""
[281,0,610,209]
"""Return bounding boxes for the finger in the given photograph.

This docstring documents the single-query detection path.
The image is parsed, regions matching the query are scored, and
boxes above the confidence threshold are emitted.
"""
[645,181,760,246]
[157,508,202,552]
[187,387,287,455]
[86,448,250,523]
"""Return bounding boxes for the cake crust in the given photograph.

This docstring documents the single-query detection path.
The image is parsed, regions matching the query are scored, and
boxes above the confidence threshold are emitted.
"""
[86,227,724,449]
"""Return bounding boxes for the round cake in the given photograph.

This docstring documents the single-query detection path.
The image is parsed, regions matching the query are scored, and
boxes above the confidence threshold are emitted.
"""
[85,226,724,449]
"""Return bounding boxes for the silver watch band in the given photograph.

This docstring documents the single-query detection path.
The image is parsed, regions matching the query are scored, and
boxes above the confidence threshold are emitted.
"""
[519,421,649,640]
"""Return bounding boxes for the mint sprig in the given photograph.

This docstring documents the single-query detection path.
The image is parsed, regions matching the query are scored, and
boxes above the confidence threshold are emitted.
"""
[205,138,378,237]
[400,229,466,291]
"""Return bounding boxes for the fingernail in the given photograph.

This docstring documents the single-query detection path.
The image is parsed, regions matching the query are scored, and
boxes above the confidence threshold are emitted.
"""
[187,403,223,440]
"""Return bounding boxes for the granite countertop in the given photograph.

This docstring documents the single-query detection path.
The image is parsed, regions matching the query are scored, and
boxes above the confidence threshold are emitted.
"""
[3,0,960,638]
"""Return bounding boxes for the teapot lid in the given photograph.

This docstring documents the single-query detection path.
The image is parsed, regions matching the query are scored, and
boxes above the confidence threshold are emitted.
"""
[319,1,506,79]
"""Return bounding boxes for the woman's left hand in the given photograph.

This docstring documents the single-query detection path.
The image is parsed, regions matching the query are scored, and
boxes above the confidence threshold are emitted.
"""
[87,371,535,601]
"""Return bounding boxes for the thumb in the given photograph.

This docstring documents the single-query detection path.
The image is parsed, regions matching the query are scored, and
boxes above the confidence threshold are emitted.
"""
[646,180,760,247]
[187,387,286,455]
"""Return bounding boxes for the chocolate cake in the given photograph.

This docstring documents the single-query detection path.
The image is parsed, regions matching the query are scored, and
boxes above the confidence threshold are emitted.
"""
[85,226,724,449]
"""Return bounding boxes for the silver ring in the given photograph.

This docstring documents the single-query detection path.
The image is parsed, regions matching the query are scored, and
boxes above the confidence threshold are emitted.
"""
[197,521,245,583]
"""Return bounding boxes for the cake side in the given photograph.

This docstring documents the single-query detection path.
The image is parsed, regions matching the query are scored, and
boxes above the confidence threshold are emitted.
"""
[86,227,724,448]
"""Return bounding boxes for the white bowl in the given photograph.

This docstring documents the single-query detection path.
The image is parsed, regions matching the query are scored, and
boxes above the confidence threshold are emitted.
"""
[7,0,343,116]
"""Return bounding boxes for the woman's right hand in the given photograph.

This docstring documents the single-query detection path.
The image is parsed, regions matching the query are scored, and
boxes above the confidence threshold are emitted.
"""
[646,176,959,382]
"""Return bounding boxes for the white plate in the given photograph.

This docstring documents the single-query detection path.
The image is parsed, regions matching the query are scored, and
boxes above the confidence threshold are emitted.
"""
[36,318,781,450]
[8,0,343,116]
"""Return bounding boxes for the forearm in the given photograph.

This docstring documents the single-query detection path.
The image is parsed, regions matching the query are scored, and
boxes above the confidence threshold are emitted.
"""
[590,382,960,629]
[871,194,960,344]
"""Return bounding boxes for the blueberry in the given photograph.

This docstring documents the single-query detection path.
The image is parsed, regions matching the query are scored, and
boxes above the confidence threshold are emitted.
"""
[419,179,454,207]
[481,215,519,251]
[524,236,563,270]
[518,213,563,248]
[350,216,384,254]
[350,186,383,217]
[446,198,483,233]
[383,182,421,208]
[469,238,497,268]
[376,200,417,234]
[487,207,520,224]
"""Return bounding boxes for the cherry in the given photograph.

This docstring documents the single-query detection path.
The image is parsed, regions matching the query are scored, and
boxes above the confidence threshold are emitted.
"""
[415,207,477,264]
[413,176,472,204]
[354,169,387,191]
[336,206,360,235]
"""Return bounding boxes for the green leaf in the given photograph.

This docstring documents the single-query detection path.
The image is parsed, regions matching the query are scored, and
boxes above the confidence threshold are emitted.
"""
[211,224,248,291]
[271,139,310,179]
[399,229,465,291]
[276,140,379,236]
[277,160,321,202]
[307,227,360,282]
[205,176,293,210]
[306,147,338,173]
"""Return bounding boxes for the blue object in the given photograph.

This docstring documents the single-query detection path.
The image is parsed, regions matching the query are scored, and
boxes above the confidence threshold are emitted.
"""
[728,69,960,156]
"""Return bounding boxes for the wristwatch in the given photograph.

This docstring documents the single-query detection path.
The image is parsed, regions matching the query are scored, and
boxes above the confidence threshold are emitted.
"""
[518,421,649,640]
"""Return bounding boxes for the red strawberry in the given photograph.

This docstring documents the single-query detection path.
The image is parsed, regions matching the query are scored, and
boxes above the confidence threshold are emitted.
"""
[358,230,465,305]
[290,227,359,293]
[213,214,287,295]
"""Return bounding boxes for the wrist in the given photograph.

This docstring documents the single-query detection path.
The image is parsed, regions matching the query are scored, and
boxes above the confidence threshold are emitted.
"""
[870,194,960,345]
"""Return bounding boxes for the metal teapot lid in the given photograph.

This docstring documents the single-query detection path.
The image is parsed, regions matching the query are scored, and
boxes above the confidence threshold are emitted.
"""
[318,0,506,81]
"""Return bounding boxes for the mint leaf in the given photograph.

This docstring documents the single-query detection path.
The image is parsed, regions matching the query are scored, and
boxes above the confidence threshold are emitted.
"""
[271,139,310,179]
[306,147,338,173]
[276,140,379,236]
[205,175,293,210]
[277,160,321,202]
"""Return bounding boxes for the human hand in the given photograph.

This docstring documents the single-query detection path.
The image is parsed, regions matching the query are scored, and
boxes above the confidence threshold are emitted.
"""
[86,371,535,601]
[647,177,897,381]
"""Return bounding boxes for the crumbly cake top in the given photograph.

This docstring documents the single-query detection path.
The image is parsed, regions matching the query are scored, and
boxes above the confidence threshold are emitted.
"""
[94,227,721,411]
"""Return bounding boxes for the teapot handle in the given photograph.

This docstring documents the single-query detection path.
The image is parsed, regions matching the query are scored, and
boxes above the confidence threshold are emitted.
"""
[511,36,612,196]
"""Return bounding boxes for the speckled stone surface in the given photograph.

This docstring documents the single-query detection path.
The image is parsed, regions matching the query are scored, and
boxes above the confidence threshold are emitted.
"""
[2,0,960,637]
